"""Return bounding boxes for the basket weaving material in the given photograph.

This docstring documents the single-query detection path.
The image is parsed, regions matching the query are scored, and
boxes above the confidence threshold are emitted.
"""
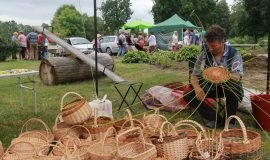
[61,92,92,125]
[88,127,117,160]
[117,127,157,160]
[20,118,54,143]
[143,109,167,137]
[1,151,21,160]
[174,120,207,151]
[151,121,189,160]
[202,66,230,84]
[221,115,261,155]
[52,114,79,140]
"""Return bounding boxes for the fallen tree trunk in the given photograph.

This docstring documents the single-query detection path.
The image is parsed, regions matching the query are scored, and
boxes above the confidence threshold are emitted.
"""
[39,53,115,85]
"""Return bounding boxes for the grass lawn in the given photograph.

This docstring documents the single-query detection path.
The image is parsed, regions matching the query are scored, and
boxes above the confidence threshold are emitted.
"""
[0,58,269,159]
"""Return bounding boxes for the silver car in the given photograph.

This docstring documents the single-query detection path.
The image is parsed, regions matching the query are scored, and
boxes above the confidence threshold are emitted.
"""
[64,37,93,54]
[100,36,119,55]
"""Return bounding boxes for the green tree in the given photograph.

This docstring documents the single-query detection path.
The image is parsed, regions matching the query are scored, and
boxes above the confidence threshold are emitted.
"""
[51,5,84,38]
[212,0,230,34]
[100,0,133,34]
[84,15,107,41]
[152,0,217,29]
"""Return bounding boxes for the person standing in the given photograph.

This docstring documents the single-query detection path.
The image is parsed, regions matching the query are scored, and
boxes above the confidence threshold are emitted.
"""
[194,29,200,45]
[96,34,102,53]
[183,25,243,129]
[117,31,126,56]
[27,29,38,60]
[147,32,156,53]
[189,29,195,45]
[11,32,18,59]
[171,31,178,52]
[183,30,190,46]
[17,31,27,60]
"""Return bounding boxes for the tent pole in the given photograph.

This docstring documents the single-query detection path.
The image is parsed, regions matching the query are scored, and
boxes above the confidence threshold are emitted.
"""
[93,0,98,96]
[267,0,270,94]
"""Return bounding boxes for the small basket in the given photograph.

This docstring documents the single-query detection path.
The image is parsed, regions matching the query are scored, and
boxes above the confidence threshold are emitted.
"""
[174,119,207,151]
[61,92,92,125]
[6,141,37,159]
[83,109,113,140]
[88,127,117,160]
[52,114,79,140]
[143,109,167,137]
[113,109,135,131]
[34,144,71,160]
[20,118,54,142]
[151,121,189,160]
[61,125,92,146]
[117,127,157,160]
[202,66,230,84]
[220,115,261,158]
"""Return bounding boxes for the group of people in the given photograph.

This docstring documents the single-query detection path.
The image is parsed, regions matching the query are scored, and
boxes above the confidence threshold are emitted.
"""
[183,29,200,46]
[11,29,49,60]
[117,31,157,56]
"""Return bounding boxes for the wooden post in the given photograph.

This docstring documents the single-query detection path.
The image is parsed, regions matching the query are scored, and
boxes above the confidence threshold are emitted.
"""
[267,0,270,93]
[94,0,98,96]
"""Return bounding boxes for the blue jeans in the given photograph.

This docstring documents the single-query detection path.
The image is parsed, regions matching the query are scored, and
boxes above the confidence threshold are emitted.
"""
[118,45,126,56]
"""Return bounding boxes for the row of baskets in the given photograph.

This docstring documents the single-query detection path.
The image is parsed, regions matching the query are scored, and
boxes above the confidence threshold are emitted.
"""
[0,111,261,160]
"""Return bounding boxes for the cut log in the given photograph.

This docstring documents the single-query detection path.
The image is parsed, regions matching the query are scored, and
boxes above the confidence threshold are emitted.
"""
[39,53,115,85]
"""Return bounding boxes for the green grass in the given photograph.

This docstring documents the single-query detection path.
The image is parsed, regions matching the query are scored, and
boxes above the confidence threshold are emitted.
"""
[0,58,269,159]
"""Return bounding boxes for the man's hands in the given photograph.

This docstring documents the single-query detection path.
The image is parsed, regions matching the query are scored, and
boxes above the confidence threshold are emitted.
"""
[194,86,206,100]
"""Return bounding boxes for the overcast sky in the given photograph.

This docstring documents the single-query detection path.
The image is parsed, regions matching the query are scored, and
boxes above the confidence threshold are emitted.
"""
[0,0,235,26]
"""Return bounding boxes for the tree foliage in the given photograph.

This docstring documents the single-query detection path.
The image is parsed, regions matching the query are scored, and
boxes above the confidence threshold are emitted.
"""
[100,0,133,34]
[51,5,84,38]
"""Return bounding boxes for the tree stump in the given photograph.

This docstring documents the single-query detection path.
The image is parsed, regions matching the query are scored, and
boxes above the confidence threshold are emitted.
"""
[39,53,115,85]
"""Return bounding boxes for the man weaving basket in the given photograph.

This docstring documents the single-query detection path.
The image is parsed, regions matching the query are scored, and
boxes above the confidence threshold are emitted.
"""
[183,25,244,129]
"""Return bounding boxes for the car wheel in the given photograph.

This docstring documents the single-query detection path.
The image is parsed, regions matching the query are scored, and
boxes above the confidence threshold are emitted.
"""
[106,48,112,55]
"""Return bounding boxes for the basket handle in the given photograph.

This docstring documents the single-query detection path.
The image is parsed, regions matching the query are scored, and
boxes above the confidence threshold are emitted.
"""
[53,114,63,130]
[120,118,145,131]
[19,131,49,142]
[116,127,145,154]
[20,118,51,137]
[101,127,117,151]
[60,92,84,110]
[175,119,207,138]
[40,144,65,157]
[65,125,92,141]
[223,115,250,144]
[7,140,37,154]
[159,121,177,142]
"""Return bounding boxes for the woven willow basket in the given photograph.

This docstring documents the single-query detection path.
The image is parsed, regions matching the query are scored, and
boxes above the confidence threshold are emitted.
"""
[20,118,54,143]
[151,121,189,160]
[6,141,37,160]
[61,92,92,125]
[88,127,117,160]
[220,115,261,158]
[143,109,168,137]
[118,118,145,142]
[202,66,230,84]
[117,127,157,160]
[1,151,21,160]
[174,119,207,151]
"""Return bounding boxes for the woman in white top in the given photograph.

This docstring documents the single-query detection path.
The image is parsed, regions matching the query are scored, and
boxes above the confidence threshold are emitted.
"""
[171,31,178,52]
[183,30,190,46]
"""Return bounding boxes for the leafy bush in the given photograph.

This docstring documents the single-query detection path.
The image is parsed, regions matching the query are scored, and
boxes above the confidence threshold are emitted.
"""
[122,51,150,63]
[175,45,200,61]
[236,48,251,57]
[229,36,255,44]
[149,51,174,68]
[0,37,20,61]
[258,36,268,48]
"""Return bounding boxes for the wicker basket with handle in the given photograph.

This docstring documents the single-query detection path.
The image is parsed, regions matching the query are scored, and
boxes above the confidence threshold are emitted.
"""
[151,121,189,160]
[174,119,207,151]
[88,127,117,160]
[142,109,167,137]
[113,109,137,131]
[20,118,54,143]
[61,92,92,125]
[117,127,157,160]
[220,115,261,159]
[52,114,80,140]
[5,141,37,160]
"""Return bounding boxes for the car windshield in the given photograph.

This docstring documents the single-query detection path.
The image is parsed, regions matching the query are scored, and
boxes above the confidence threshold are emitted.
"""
[71,38,91,45]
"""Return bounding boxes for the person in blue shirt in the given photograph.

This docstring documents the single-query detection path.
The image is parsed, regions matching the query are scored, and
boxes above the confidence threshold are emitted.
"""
[27,29,38,60]
[183,25,243,129]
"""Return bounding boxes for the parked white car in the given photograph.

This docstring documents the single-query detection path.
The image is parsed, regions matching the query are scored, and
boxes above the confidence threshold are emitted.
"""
[100,36,119,55]
[64,37,93,54]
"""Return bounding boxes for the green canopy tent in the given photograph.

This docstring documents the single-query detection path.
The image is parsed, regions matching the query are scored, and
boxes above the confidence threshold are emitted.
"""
[149,14,201,50]
[123,19,154,30]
